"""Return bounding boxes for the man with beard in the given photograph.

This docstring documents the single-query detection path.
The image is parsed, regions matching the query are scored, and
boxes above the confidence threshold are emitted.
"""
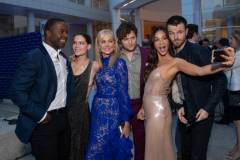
[10,18,73,160]
[166,15,227,160]
[116,22,148,160]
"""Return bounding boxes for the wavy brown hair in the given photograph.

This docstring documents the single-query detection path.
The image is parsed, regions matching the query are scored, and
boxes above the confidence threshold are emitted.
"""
[144,26,174,81]
[116,22,138,44]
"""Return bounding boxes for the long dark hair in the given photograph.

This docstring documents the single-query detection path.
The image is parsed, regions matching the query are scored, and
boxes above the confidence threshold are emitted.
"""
[144,26,174,81]
[71,33,92,61]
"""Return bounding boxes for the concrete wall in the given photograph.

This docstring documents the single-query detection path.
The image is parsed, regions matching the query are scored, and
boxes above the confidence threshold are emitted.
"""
[0,0,111,22]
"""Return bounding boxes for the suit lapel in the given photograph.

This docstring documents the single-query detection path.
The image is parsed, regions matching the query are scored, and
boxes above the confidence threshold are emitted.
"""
[39,44,58,104]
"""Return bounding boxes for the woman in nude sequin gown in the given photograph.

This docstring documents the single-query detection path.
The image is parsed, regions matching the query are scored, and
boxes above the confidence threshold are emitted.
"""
[143,70,174,160]
[137,27,235,160]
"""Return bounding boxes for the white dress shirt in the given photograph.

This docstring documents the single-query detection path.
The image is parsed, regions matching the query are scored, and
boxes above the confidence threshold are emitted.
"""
[39,42,68,122]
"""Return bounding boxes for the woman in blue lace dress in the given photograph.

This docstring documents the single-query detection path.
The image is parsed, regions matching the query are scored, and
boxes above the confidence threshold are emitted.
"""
[85,29,133,160]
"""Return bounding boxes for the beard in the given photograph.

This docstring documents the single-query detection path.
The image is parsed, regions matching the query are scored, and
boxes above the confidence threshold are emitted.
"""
[172,40,185,49]
[121,44,137,52]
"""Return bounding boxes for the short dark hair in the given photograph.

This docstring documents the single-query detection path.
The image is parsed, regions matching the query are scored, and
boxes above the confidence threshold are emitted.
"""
[166,15,187,28]
[187,24,198,39]
[199,38,209,45]
[219,37,230,47]
[203,38,209,42]
[116,22,137,43]
[44,18,65,36]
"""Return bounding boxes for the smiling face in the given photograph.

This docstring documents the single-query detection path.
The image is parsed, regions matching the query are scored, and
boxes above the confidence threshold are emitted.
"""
[72,35,90,56]
[153,30,170,56]
[99,34,115,57]
[46,21,68,50]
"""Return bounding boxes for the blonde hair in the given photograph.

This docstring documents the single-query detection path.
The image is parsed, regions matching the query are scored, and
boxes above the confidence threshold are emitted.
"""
[95,29,119,68]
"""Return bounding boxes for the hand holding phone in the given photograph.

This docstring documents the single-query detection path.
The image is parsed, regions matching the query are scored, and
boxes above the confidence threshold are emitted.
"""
[212,48,226,63]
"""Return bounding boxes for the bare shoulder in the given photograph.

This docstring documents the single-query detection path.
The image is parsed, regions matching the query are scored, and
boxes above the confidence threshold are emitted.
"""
[172,57,187,67]
[174,57,184,63]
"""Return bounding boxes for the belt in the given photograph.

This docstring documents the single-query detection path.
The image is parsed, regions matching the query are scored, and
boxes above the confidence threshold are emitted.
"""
[48,107,66,114]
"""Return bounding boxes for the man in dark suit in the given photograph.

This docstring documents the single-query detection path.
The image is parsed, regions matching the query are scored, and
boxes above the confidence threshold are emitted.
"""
[10,18,73,160]
[116,22,149,160]
[166,15,227,160]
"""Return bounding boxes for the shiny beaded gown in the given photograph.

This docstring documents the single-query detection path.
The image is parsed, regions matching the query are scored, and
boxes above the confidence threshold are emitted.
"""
[143,67,176,160]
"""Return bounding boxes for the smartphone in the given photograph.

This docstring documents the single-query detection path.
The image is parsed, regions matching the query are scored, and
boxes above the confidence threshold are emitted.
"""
[119,122,125,134]
[119,126,123,133]
[212,49,226,62]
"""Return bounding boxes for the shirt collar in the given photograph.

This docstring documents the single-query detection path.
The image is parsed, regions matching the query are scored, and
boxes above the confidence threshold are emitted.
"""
[42,41,61,59]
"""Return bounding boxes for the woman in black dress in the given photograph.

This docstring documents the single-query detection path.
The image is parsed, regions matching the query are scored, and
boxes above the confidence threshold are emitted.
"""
[68,33,98,160]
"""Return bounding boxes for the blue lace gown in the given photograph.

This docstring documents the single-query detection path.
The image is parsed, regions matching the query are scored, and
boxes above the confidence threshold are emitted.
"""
[85,56,133,160]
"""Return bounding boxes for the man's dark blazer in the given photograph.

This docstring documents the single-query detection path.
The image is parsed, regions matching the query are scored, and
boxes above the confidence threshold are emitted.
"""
[10,44,73,143]
[177,41,227,121]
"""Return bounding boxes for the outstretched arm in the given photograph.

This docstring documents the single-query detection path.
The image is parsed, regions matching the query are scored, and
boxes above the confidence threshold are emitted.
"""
[175,58,226,76]
[174,47,235,76]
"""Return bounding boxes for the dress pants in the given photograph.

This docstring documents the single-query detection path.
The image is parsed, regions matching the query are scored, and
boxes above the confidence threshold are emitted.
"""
[30,108,70,160]
[177,117,213,160]
[130,99,145,160]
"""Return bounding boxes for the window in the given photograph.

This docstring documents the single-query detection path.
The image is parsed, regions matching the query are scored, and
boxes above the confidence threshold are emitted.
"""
[91,0,108,10]
[69,0,84,5]
[201,0,240,41]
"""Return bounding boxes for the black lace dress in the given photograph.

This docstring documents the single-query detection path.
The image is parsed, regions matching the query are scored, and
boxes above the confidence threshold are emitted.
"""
[68,62,92,160]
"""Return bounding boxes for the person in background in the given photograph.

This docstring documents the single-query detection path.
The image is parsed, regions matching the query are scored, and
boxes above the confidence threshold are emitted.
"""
[225,30,240,160]
[10,18,73,160]
[85,29,132,159]
[199,38,211,51]
[116,22,149,160]
[67,33,98,160]
[186,24,199,44]
[215,37,231,125]
[219,37,230,48]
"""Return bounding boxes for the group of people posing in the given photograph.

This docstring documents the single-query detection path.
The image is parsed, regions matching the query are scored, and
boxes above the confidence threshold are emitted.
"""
[10,15,236,160]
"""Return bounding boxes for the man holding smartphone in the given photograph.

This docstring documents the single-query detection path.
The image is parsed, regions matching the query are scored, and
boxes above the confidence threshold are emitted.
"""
[166,15,229,160]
